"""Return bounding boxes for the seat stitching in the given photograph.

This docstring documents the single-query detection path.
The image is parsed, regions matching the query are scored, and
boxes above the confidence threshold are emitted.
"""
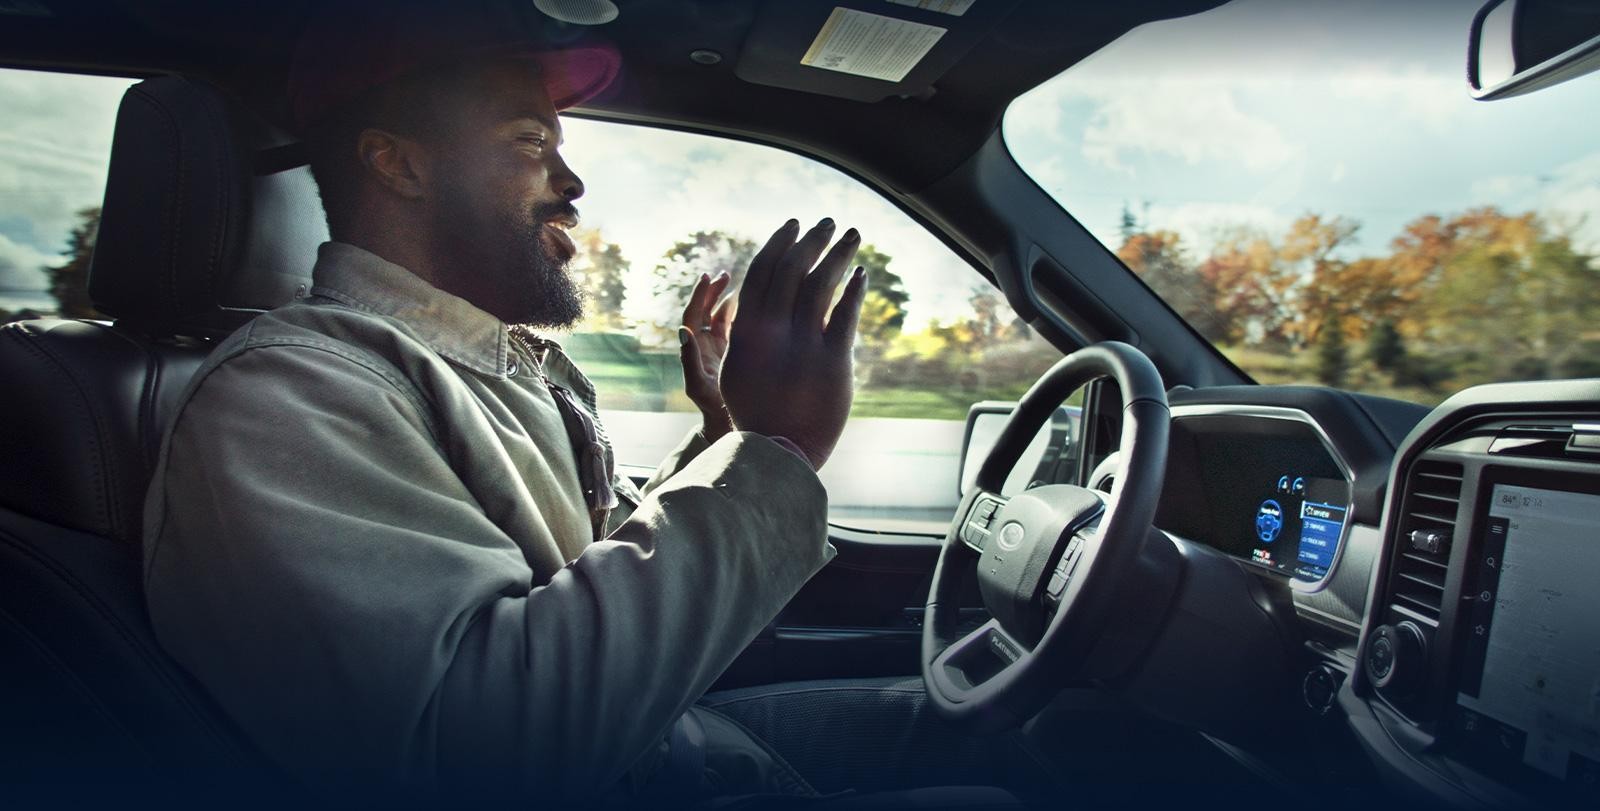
[0,325,113,536]
[0,606,150,764]
[0,521,248,761]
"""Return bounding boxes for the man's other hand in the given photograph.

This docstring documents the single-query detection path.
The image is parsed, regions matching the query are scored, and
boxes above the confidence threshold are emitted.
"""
[678,271,735,441]
[717,218,866,470]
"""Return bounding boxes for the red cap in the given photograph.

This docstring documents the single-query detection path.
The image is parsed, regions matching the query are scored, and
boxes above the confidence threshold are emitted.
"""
[287,1,620,132]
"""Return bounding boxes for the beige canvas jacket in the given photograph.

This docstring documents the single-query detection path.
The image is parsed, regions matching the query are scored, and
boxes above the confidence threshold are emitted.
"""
[142,242,833,796]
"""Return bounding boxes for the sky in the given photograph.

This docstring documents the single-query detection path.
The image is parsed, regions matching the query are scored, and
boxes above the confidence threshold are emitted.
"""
[1002,0,1600,259]
[2,0,1598,323]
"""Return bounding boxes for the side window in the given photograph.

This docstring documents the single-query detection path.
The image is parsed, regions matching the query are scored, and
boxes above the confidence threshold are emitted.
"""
[558,119,1062,534]
[0,69,133,323]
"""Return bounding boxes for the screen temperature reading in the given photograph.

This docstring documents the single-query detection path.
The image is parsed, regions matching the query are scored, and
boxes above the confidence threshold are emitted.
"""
[1245,474,1348,581]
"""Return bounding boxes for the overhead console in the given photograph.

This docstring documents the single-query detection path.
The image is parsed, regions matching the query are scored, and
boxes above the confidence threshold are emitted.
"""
[1342,380,1600,807]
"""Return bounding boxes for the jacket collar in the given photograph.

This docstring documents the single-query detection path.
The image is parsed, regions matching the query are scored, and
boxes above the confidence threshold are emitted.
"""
[308,241,510,378]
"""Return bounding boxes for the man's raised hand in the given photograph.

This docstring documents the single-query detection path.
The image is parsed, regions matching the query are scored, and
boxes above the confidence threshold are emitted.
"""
[719,218,867,470]
[677,271,735,441]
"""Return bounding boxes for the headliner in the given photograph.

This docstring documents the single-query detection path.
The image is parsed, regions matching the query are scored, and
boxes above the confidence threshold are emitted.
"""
[0,0,1225,193]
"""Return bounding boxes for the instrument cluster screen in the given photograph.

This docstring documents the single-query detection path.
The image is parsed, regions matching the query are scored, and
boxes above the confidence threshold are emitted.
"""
[1156,414,1353,584]
[1246,475,1349,581]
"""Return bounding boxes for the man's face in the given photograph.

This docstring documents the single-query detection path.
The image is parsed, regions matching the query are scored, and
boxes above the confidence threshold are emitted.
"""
[423,60,587,327]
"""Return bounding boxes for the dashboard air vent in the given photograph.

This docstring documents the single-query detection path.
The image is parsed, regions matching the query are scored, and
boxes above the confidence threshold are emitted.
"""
[1389,459,1462,624]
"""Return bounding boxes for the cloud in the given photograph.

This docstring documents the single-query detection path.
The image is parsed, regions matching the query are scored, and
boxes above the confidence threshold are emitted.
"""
[1331,63,1465,134]
[0,231,56,292]
[1074,82,1301,175]
[0,69,132,254]
[1470,150,1600,252]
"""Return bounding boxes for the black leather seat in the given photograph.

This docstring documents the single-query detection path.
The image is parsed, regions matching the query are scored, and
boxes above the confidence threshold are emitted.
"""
[0,76,326,779]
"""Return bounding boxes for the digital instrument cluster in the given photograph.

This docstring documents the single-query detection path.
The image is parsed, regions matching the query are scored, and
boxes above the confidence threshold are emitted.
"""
[1155,409,1353,586]
[1245,473,1348,581]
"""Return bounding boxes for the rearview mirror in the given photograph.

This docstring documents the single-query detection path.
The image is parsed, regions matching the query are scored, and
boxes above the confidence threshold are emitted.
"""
[958,401,1081,498]
[1469,0,1600,100]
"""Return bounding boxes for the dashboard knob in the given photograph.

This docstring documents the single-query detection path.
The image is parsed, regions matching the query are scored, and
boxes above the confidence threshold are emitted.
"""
[1366,622,1426,694]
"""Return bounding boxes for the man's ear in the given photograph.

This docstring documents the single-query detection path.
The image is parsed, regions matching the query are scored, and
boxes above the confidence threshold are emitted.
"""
[355,128,431,199]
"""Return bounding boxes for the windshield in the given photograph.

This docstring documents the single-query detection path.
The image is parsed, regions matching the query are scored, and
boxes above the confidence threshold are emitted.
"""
[1004,0,1600,404]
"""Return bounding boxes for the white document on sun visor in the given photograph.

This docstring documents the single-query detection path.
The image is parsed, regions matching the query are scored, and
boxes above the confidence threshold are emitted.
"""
[801,8,947,83]
[886,0,977,16]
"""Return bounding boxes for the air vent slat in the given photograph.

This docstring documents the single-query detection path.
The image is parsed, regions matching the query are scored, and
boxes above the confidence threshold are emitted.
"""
[1388,459,1464,624]
[1412,492,1458,506]
[1397,571,1446,591]
[1393,591,1440,614]
[1400,552,1448,572]
[1407,510,1457,526]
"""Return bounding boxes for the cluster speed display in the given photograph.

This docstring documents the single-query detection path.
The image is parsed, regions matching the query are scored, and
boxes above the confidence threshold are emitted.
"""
[1247,475,1349,581]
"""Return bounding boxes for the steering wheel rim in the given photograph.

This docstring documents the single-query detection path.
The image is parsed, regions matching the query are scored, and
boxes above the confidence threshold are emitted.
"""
[921,341,1169,732]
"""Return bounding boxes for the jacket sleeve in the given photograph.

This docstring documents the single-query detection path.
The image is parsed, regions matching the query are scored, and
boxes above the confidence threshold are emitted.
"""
[639,426,712,496]
[143,343,832,797]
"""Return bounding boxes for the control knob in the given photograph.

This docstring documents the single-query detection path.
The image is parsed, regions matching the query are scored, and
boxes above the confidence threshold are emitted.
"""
[1366,622,1426,694]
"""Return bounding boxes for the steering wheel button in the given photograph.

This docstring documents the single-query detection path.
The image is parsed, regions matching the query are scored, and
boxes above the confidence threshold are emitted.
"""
[1046,572,1068,598]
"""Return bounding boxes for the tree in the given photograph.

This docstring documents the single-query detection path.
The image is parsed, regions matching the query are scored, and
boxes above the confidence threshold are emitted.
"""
[1315,317,1348,387]
[1118,202,1139,244]
[1279,214,1361,348]
[1116,229,1229,342]
[1195,228,1286,346]
[47,207,102,320]
[1400,208,1600,385]
[645,230,756,344]
[571,228,629,331]
[1365,318,1405,374]
[855,243,909,348]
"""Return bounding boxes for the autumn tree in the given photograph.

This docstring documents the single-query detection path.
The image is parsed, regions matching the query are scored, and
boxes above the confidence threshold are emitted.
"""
[1411,208,1600,383]
[1116,229,1229,342]
[570,228,630,331]
[1195,228,1285,346]
[1278,214,1361,348]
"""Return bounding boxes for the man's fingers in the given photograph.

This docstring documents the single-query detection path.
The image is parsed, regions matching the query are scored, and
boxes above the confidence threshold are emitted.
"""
[711,294,736,340]
[737,219,800,317]
[678,327,713,402]
[796,228,861,329]
[765,218,836,315]
[682,273,712,330]
[824,266,868,349]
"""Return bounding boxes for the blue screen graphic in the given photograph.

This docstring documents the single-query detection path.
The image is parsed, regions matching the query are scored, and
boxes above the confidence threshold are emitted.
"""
[1255,500,1284,543]
[1247,476,1348,581]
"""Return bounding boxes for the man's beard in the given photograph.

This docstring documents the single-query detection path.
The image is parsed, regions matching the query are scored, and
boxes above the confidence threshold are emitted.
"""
[506,200,586,329]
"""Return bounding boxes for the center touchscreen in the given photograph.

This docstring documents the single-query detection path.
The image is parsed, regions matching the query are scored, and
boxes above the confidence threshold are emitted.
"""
[1453,484,1600,788]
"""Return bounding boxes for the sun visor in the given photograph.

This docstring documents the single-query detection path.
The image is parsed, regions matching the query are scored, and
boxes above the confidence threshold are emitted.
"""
[734,0,1022,102]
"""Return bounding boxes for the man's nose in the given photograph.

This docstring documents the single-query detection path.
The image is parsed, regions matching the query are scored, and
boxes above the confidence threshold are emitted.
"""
[552,156,584,201]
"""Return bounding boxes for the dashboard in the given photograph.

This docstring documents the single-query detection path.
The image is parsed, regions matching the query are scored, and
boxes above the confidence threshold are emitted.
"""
[1144,383,1600,807]
[1341,383,1600,808]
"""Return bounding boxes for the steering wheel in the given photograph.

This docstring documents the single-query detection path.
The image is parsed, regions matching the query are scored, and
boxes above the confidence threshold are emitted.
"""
[921,341,1169,732]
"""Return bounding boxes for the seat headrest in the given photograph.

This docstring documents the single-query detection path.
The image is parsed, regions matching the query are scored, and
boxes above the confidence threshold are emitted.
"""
[88,77,328,339]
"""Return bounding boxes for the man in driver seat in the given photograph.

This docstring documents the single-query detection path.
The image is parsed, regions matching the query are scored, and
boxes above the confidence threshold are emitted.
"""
[141,2,1028,804]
